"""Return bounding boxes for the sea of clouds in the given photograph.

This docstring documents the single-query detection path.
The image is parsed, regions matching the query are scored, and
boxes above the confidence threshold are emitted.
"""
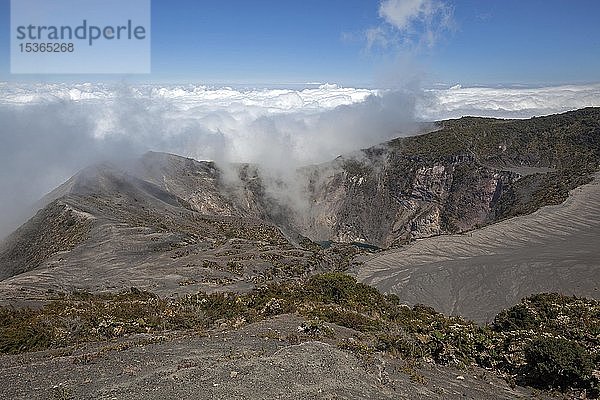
[3,81,599,120]
[420,83,600,120]
[0,81,599,237]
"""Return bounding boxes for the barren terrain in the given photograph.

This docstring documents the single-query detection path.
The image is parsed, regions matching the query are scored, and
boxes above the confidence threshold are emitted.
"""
[357,173,600,322]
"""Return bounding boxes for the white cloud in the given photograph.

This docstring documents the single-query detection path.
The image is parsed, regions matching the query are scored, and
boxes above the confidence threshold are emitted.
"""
[373,0,454,48]
[379,0,428,31]
[0,82,376,111]
[420,83,600,120]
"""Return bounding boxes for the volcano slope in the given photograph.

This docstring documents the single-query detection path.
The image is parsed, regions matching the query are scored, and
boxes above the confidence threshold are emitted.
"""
[0,155,357,306]
[0,108,599,399]
[355,172,600,323]
[297,107,600,247]
[0,107,599,309]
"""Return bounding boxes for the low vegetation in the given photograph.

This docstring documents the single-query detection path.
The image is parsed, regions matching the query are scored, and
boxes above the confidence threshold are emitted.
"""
[1,274,598,396]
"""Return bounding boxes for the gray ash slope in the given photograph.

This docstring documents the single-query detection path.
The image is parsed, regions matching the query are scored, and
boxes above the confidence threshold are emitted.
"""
[0,107,599,307]
[0,155,329,303]
[356,172,600,322]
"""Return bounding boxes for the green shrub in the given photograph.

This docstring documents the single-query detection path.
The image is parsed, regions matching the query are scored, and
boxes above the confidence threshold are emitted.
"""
[493,303,537,331]
[0,318,53,354]
[493,293,600,339]
[524,337,594,391]
[303,273,387,311]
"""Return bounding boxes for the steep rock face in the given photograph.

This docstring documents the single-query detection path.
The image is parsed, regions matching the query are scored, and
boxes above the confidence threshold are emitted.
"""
[298,152,513,247]
[92,108,599,249]
[134,154,300,238]
[134,151,239,216]
[286,108,600,247]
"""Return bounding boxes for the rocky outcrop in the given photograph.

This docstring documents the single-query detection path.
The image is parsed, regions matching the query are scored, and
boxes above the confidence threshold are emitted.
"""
[296,152,515,247]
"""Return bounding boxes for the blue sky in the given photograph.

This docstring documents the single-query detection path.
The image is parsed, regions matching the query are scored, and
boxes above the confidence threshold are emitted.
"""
[1,0,600,86]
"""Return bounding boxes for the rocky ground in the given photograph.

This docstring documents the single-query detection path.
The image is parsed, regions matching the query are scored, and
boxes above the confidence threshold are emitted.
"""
[0,314,559,400]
